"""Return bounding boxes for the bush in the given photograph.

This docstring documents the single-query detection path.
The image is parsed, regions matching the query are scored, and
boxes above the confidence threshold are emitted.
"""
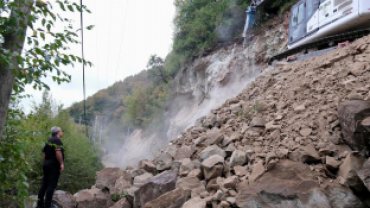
[24,92,103,194]
[0,91,103,207]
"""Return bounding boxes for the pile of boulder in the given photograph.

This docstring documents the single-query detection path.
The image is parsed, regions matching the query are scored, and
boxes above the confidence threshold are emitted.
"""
[28,35,370,208]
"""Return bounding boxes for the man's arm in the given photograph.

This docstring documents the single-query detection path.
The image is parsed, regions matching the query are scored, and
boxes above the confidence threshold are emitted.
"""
[43,153,45,162]
[56,150,64,172]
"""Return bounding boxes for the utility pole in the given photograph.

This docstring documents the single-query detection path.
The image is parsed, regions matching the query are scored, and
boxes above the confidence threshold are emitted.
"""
[93,115,97,143]
[99,126,103,144]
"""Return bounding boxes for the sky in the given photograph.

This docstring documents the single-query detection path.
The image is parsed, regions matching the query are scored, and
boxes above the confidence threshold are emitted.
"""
[21,0,175,112]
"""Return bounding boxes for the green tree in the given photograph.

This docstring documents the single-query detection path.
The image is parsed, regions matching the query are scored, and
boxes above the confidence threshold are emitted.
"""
[147,54,168,84]
[0,1,93,205]
[0,0,92,140]
[0,91,102,206]
[24,91,103,195]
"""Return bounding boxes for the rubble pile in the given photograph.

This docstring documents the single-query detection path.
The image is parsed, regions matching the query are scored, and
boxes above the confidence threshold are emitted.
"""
[31,35,370,208]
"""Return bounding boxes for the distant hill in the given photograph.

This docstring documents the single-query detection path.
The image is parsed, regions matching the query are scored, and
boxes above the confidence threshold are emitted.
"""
[68,70,151,126]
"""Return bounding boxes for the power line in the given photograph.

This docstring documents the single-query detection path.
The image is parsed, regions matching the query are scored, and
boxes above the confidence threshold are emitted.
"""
[80,0,86,125]
[115,0,129,82]
[95,0,100,89]
[106,1,113,86]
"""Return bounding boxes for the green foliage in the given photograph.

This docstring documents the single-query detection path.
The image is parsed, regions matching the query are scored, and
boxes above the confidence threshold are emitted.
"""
[147,55,170,84]
[25,92,103,194]
[69,62,170,141]
[242,101,265,121]
[0,1,92,96]
[0,1,94,203]
[111,193,121,202]
[151,0,250,82]
[172,0,248,60]
[278,0,299,14]
[0,92,102,206]
[260,0,299,14]
[111,190,128,202]
[123,82,169,128]
[0,97,30,207]
[69,70,150,125]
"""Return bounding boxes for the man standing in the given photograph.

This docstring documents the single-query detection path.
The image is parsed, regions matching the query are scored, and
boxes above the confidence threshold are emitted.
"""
[37,126,64,208]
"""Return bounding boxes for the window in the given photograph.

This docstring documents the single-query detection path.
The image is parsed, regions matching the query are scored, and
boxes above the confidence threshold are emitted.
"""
[307,0,314,17]
[298,3,305,23]
[306,0,320,18]
[334,0,345,6]
[292,5,299,26]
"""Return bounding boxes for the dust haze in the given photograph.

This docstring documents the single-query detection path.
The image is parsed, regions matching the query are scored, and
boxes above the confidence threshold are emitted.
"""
[102,41,265,168]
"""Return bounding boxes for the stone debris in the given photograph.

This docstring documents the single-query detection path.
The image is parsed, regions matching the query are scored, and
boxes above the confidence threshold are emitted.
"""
[52,190,76,208]
[110,198,132,208]
[60,35,370,208]
[338,100,370,153]
[134,171,177,208]
[325,156,342,171]
[133,172,153,188]
[74,188,114,208]
[198,145,226,162]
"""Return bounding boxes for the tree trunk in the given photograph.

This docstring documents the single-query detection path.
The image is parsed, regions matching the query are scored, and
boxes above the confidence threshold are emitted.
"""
[0,0,34,141]
[158,68,168,84]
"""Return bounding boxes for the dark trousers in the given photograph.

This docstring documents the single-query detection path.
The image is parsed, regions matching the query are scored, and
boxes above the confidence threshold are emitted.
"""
[37,162,60,208]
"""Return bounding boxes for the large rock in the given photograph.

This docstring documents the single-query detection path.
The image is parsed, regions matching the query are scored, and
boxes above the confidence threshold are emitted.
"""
[188,168,203,179]
[204,164,224,181]
[142,188,187,208]
[179,159,201,176]
[96,168,127,191]
[182,196,206,208]
[362,117,370,128]
[223,176,238,189]
[236,160,363,208]
[134,171,177,208]
[24,195,37,208]
[138,160,156,173]
[125,187,138,204]
[202,155,224,180]
[133,172,153,188]
[52,190,76,208]
[358,158,370,191]
[325,156,342,172]
[203,113,217,128]
[234,166,249,176]
[109,198,132,208]
[164,145,178,158]
[337,153,367,192]
[249,162,265,182]
[202,155,225,169]
[111,176,131,195]
[198,145,226,162]
[153,152,173,171]
[174,146,194,160]
[176,176,204,197]
[75,188,112,208]
[222,132,242,146]
[230,150,246,167]
[205,128,224,145]
[130,169,146,180]
[250,118,266,127]
[338,100,370,152]
[300,144,321,163]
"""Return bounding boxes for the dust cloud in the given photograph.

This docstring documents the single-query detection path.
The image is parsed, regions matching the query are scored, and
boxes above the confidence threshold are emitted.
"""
[103,42,265,168]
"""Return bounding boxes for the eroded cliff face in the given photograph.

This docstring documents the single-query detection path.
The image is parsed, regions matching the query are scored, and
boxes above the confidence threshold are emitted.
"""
[106,22,287,168]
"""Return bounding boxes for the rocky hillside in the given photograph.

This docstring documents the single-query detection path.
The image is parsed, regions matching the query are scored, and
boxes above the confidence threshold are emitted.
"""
[109,18,287,168]
[28,35,370,208]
